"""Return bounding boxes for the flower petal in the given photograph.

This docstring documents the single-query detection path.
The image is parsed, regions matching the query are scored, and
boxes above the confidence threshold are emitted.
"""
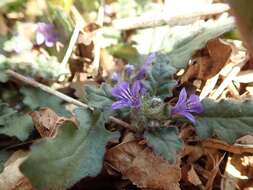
[187,94,204,113]
[36,32,45,45]
[182,112,196,124]
[144,52,156,67]
[112,81,130,100]
[111,72,120,82]
[177,88,187,106]
[112,100,130,110]
[131,80,141,96]
[125,64,134,76]
[134,52,156,80]
[45,40,54,47]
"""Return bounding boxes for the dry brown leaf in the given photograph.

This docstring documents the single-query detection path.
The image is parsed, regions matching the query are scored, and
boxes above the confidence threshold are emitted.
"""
[202,138,253,154]
[70,72,97,99]
[187,165,202,186]
[105,141,181,190]
[205,151,225,190]
[181,38,232,82]
[30,108,77,138]
[223,155,253,190]
[0,150,33,190]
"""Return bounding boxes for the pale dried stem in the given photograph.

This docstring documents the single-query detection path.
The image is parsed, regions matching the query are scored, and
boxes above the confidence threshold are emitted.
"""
[113,3,229,30]
[6,70,135,132]
[210,60,247,100]
[233,70,253,83]
[199,74,219,100]
[61,23,83,67]
[92,5,104,76]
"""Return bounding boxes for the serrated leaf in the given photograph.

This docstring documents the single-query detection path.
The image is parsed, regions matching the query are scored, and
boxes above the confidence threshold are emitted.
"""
[195,99,253,144]
[144,127,182,162]
[21,108,119,190]
[85,83,113,110]
[0,102,33,141]
[20,87,70,117]
[145,61,177,98]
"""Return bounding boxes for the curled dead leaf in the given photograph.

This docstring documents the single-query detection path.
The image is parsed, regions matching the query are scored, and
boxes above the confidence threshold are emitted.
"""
[0,150,33,190]
[181,38,232,82]
[30,107,77,138]
[105,141,181,190]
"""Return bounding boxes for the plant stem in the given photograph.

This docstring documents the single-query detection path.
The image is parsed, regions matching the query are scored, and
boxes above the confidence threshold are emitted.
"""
[6,70,136,132]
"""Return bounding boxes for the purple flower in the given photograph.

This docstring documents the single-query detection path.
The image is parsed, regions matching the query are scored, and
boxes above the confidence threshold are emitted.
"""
[111,80,145,110]
[124,64,134,76]
[111,72,120,82]
[36,23,58,47]
[171,88,203,124]
[135,52,156,80]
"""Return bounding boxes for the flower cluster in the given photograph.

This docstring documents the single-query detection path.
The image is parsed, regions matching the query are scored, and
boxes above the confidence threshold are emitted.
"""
[36,23,58,47]
[111,53,156,110]
[111,52,203,124]
[171,88,203,124]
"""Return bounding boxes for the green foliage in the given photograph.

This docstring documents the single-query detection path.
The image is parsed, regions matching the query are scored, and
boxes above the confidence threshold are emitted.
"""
[166,17,235,69]
[195,99,253,144]
[0,53,68,81]
[20,87,70,116]
[144,127,182,162]
[145,61,177,99]
[85,83,114,110]
[21,108,119,190]
[3,36,33,53]
[0,150,11,173]
[0,101,33,141]
[107,44,139,63]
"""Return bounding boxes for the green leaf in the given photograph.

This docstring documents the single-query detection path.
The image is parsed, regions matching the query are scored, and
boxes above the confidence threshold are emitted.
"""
[0,150,11,173]
[195,99,253,144]
[21,108,119,190]
[145,61,177,98]
[144,127,183,162]
[20,87,70,117]
[166,17,235,69]
[0,53,68,81]
[0,101,33,141]
[107,44,139,62]
[85,83,114,110]
[3,36,33,53]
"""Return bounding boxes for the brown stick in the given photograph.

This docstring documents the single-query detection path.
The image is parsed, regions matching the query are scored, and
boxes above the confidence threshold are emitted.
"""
[6,70,136,132]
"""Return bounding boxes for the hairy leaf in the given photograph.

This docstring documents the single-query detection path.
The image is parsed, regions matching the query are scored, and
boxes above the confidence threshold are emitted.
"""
[0,53,68,81]
[85,83,113,110]
[145,61,177,98]
[0,102,33,141]
[195,99,253,144]
[21,108,119,190]
[20,87,70,116]
[166,17,235,69]
[144,127,183,162]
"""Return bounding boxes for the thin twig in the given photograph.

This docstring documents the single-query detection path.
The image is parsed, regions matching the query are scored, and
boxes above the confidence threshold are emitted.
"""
[61,6,85,67]
[6,70,89,108]
[91,3,104,76]
[6,70,135,132]
[113,3,229,30]
[61,23,83,67]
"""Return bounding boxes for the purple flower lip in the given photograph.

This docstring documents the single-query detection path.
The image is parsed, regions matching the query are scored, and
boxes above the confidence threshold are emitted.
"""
[111,72,120,82]
[124,64,134,76]
[111,80,145,110]
[134,52,156,80]
[36,23,58,47]
[171,88,203,124]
